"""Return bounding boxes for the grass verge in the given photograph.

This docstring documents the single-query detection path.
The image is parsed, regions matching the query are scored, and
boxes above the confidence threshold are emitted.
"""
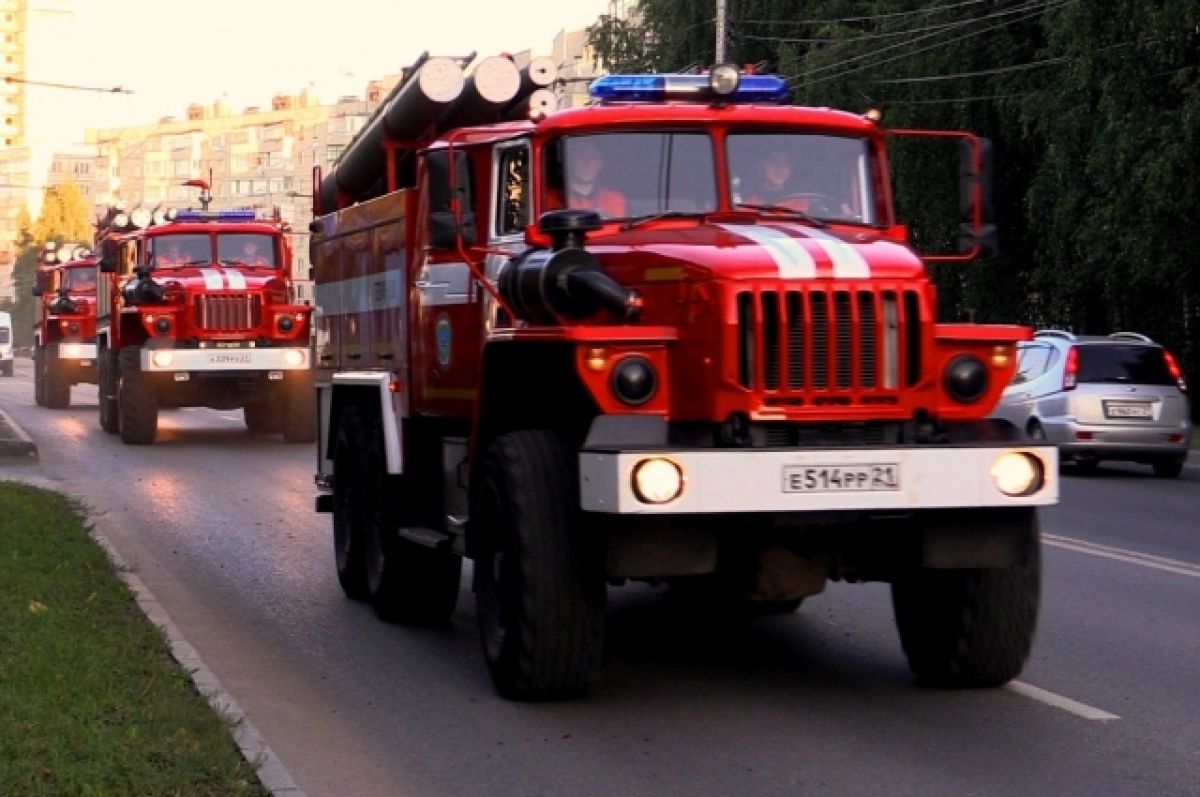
[0,482,267,796]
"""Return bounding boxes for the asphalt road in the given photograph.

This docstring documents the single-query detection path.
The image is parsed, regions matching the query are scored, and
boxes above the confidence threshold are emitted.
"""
[2,357,1198,797]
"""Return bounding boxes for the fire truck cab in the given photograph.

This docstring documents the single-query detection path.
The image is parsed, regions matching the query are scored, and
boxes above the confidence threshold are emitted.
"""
[95,200,315,444]
[312,63,1058,701]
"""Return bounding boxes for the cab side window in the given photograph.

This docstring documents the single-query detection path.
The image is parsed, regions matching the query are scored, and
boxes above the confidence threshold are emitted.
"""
[495,145,529,237]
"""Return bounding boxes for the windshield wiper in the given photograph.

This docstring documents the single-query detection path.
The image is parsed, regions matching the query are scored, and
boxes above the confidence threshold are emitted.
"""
[735,203,827,228]
[621,210,708,231]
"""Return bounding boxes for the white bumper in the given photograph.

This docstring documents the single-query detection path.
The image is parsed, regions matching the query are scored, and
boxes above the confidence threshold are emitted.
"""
[579,445,1058,514]
[140,347,310,372]
[58,343,97,361]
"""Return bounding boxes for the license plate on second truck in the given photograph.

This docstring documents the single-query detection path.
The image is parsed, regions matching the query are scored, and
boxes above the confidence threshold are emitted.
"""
[782,463,901,493]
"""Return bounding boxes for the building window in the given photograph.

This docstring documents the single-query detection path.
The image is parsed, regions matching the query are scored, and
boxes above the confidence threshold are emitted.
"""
[326,144,344,163]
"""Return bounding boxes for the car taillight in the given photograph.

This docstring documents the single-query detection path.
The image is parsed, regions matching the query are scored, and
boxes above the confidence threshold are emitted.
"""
[1062,346,1078,390]
[1164,349,1187,393]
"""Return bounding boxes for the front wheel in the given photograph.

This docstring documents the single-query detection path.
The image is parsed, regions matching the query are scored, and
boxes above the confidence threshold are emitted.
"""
[891,509,1041,688]
[118,347,158,445]
[43,346,71,409]
[98,348,119,434]
[474,430,605,701]
[33,346,46,407]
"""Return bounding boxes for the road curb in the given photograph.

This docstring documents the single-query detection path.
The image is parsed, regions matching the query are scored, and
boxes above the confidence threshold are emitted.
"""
[0,406,37,460]
[0,473,307,797]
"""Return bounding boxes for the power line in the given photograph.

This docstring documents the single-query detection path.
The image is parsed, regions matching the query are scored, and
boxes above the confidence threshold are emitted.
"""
[737,0,986,27]
[741,15,985,46]
[794,0,1076,87]
[2,75,133,94]
[874,54,1070,84]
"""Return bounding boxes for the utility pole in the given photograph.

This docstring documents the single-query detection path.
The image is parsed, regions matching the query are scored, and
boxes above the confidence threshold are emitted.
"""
[715,0,727,63]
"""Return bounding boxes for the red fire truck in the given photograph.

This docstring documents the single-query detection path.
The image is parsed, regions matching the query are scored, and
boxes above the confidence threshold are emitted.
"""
[311,60,1058,700]
[94,188,315,444]
[32,242,99,408]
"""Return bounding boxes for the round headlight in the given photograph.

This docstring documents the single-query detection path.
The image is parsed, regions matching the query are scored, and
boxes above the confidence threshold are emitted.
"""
[113,212,130,228]
[154,317,171,335]
[944,354,989,403]
[67,322,81,335]
[277,314,295,333]
[709,63,741,96]
[990,452,1044,497]
[130,208,152,229]
[151,350,174,368]
[611,356,657,406]
[632,458,684,504]
[283,349,306,367]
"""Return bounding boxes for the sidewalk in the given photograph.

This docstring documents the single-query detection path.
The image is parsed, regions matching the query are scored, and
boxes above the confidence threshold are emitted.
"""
[0,406,37,460]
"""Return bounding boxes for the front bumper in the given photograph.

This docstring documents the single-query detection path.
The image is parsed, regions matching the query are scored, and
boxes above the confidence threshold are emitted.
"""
[140,347,309,372]
[579,444,1058,514]
[1044,418,1191,460]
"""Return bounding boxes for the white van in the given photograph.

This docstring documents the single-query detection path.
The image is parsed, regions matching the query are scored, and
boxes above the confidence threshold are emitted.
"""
[0,310,13,376]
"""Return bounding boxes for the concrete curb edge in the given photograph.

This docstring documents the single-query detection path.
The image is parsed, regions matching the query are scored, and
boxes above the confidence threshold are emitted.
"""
[0,407,38,460]
[0,473,307,797]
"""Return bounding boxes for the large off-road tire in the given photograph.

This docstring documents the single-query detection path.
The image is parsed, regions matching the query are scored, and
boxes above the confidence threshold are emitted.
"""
[331,407,369,599]
[98,348,119,434]
[243,400,280,434]
[362,418,461,624]
[474,430,605,701]
[117,347,158,445]
[33,346,46,407]
[281,374,317,444]
[43,346,71,409]
[891,509,1041,688]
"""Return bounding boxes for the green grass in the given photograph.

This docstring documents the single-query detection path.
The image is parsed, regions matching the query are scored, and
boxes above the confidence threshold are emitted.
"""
[0,482,268,796]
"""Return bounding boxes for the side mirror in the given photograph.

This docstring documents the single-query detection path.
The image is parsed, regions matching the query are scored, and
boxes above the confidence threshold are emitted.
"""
[98,256,117,273]
[958,136,997,257]
[31,286,43,297]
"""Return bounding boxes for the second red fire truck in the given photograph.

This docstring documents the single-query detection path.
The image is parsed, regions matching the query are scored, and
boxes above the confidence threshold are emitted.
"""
[94,187,316,444]
[33,242,99,408]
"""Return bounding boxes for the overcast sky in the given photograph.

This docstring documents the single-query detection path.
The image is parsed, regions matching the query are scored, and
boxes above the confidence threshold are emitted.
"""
[24,0,612,148]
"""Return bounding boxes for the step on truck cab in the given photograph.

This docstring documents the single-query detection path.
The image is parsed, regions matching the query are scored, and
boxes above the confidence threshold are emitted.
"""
[311,59,1058,700]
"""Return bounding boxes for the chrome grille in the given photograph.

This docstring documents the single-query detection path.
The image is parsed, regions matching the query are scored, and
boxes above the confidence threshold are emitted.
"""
[736,287,922,399]
[193,293,262,332]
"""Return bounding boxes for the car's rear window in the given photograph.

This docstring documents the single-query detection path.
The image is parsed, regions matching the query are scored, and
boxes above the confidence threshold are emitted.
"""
[1077,345,1174,385]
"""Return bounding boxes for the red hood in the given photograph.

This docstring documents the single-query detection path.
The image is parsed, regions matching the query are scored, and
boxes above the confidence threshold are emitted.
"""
[154,264,286,293]
[586,220,925,283]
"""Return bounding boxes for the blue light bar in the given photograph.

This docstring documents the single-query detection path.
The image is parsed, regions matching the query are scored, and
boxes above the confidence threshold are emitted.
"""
[174,208,257,223]
[589,73,790,105]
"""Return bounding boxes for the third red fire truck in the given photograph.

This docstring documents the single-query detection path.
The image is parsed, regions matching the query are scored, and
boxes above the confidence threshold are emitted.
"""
[33,242,99,408]
[310,58,1058,700]
[94,187,316,444]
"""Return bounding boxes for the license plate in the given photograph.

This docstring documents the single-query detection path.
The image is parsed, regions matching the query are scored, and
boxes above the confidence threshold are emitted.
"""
[1104,401,1152,419]
[207,352,253,365]
[782,463,901,493]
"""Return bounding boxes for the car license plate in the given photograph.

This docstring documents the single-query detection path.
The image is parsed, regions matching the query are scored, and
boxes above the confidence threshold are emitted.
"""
[782,463,901,493]
[1104,401,1152,419]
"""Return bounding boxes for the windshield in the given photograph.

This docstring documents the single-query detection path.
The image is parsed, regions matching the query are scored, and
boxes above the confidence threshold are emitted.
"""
[147,234,211,268]
[217,234,278,268]
[547,133,717,219]
[1078,345,1174,386]
[61,265,97,293]
[727,133,876,224]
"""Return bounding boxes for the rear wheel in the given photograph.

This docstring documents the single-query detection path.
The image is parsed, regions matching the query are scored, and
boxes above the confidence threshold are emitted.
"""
[1152,458,1184,479]
[331,407,369,599]
[474,430,605,700]
[891,509,1041,687]
[98,347,119,434]
[118,347,158,445]
[43,346,71,409]
[362,418,461,624]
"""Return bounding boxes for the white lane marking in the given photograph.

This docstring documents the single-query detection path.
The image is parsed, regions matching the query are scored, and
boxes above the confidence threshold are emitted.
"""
[222,269,247,290]
[797,227,871,278]
[1007,681,1121,722]
[199,269,224,290]
[1044,534,1200,580]
[718,223,816,278]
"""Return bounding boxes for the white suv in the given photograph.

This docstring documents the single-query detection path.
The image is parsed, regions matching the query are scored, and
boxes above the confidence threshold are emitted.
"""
[990,331,1192,477]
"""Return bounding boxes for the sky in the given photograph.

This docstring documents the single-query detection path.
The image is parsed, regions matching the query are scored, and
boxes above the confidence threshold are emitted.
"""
[24,0,614,149]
